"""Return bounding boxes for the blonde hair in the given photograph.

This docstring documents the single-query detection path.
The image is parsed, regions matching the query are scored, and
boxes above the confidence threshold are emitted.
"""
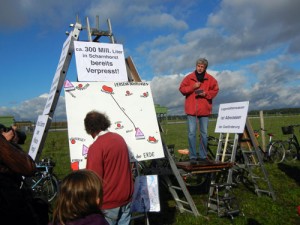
[52,169,103,224]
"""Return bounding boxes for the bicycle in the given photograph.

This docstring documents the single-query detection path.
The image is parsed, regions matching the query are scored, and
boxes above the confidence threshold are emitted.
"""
[253,130,285,164]
[281,125,300,161]
[24,158,59,203]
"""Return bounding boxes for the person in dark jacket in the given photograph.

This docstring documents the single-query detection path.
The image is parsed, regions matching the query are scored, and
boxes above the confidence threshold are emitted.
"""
[50,169,108,225]
[179,58,219,165]
[0,124,47,225]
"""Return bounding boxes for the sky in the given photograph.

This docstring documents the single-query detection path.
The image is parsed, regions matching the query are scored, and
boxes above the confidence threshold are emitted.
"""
[1,0,300,122]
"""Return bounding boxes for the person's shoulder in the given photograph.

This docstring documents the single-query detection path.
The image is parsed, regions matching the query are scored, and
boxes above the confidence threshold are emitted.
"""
[65,213,108,225]
[85,214,108,225]
[185,71,195,77]
[181,71,196,82]
[103,132,125,142]
[107,131,123,138]
[205,72,217,81]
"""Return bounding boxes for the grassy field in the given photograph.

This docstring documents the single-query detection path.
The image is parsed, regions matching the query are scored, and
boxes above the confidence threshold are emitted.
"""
[23,115,300,225]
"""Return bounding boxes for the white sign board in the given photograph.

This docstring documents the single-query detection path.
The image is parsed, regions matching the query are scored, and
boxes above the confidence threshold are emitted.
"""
[131,175,160,212]
[215,101,249,134]
[28,115,51,160]
[74,41,128,82]
[64,81,164,170]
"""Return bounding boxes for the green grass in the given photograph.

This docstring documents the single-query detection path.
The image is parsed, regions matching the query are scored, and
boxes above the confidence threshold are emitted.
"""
[23,115,300,224]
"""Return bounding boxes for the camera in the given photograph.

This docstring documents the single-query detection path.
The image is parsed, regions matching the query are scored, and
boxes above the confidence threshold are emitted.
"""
[195,89,203,95]
[0,124,26,145]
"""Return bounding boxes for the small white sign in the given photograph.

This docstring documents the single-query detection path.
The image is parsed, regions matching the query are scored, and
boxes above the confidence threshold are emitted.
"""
[28,115,51,160]
[131,175,160,212]
[74,41,128,82]
[215,101,249,134]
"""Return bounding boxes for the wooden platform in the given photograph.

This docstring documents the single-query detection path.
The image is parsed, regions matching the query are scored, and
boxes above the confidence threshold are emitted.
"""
[176,161,233,173]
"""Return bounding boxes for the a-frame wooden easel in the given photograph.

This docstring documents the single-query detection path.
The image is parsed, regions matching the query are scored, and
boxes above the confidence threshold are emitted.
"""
[29,16,144,161]
[28,16,201,222]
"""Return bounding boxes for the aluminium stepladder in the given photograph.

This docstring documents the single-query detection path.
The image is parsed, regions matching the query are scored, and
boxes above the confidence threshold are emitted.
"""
[238,119,276,200]
[141,123,201,217]
[207,132,241,219]
[207,118,276,219]
[160,142,200,216]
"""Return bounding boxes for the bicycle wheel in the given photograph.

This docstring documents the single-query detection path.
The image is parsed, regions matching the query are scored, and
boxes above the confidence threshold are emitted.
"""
[41,174,59,202]
[269,141,285,163]
[207,136,219,159]
[283,141,298,161]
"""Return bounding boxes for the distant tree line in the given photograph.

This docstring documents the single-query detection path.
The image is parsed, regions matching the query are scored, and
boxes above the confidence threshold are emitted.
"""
[16,107,300,129]
[248,108,300,115]
[166,108,300,121]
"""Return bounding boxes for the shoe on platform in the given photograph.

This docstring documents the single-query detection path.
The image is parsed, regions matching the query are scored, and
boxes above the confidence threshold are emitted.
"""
[197,158,214,164]
[190,159,197,165]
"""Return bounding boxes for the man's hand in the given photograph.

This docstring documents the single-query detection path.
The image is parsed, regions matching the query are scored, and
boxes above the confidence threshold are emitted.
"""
[193,82,201,89]
[198,91,206,97]
[1,130,15,142]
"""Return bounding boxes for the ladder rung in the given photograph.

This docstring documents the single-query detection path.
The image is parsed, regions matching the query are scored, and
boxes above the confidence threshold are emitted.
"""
[256,189,272,194]
[210,183,232,188]
[216,153,232,156]
[221,196,236,201]
[170,185,182,190]
[208,198,234,204]
[208,198,218,202]
[226,209,240,215]
[175,199,189,205]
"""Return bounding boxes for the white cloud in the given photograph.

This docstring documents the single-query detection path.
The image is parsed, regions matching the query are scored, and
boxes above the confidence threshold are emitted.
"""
[0,94,66,122]
[85,0,189,31]
[151,74,185,115]
[136,0,300,74]
[0,0,85,30]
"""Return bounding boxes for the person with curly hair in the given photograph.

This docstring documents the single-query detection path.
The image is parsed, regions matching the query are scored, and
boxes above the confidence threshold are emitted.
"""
[84,111,134,225]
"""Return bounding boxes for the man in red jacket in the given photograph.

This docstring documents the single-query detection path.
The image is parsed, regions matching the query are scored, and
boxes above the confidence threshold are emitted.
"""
[84,111,134,225]
[179,58,219,165]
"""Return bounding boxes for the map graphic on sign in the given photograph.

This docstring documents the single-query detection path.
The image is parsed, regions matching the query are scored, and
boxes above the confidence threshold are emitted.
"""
[64,79,75,91]
[100,84,146,140]
[65,81,165,170]
[131,175,160,212]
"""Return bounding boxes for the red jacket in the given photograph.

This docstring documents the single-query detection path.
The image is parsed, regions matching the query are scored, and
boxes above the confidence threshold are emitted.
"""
[86,132,134,210]
[179,71,219,116]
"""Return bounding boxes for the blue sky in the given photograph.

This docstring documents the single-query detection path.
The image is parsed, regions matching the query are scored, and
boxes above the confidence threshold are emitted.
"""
[1,0,300,121]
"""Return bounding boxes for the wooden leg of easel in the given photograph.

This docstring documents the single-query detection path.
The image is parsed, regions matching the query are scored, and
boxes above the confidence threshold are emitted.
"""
[243,130,257,164]
[221,133,230,162]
